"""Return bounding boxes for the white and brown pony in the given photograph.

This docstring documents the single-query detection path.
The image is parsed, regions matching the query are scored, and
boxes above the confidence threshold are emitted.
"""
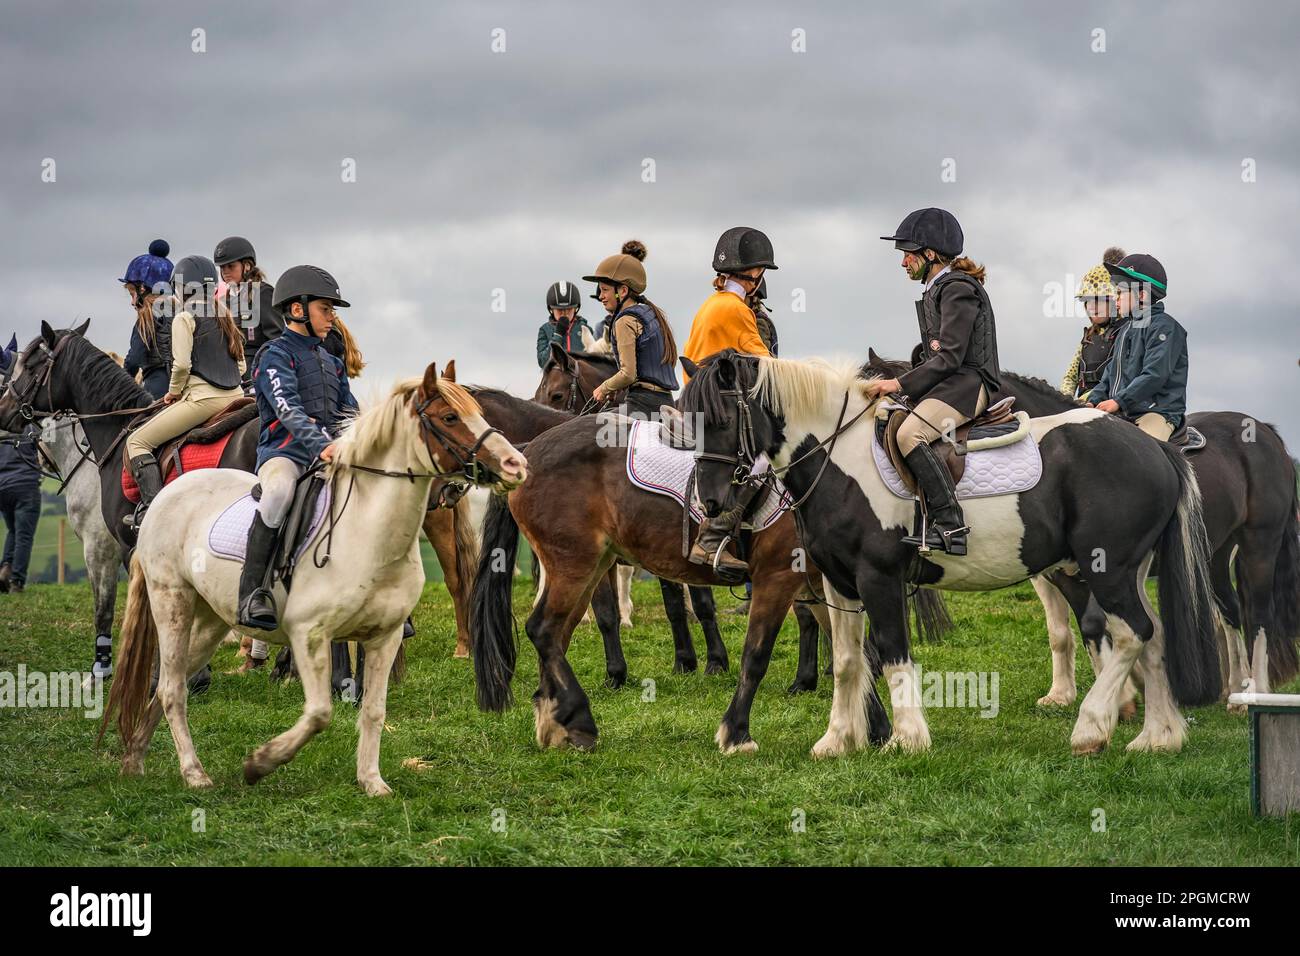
[99,363,526,795]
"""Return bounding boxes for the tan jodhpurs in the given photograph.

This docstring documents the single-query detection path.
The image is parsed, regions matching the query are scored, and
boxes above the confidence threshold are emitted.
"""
[895,386,989,457]
[124,382,243,459]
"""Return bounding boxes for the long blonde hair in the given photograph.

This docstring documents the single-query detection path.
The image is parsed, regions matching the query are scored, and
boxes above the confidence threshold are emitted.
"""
[333,316,366,377]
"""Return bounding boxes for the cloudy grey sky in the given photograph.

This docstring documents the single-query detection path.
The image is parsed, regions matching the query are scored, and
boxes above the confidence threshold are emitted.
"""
[3,1,1298,444]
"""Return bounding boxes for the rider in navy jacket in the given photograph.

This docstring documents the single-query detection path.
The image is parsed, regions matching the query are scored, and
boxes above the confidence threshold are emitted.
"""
[238,265,357,632]
[252,326,357,470]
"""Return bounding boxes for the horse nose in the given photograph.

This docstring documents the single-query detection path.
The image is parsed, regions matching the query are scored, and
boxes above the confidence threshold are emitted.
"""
[703,497,722,518]
[500,452,527,480]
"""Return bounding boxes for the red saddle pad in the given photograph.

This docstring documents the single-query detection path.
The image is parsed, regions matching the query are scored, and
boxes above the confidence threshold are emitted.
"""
[121,432,237,504]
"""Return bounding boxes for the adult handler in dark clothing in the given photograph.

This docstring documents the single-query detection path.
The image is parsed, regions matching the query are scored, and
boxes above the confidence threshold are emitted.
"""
[0,347,42,593]
[869,208,1001,556]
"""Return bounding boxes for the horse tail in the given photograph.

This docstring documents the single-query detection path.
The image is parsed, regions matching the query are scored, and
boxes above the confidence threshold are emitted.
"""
[1266,463,1300,684]
[452,490,481,625]
[909,587,953,644]
[1153,442,1222,707]
[97,554,158,748]
[472,492,520,712]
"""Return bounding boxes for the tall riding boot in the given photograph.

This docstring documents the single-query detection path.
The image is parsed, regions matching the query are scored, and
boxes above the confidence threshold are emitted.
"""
[237,514,281,631]
[902,443,969,556]
[689,481,763,583]
[123,454,164,530]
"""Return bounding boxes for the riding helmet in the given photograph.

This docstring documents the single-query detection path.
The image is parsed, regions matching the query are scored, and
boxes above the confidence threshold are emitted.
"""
[583,240,647,298]
[713,227,778,273]
[880,208,964,258]
[1076,247,1127,299]
[119,239,174,289]
[213,236,257,266]
[272,265,351,309]
[171,255,220,300]
[1105,253,1168,301]
[546,280,582,310]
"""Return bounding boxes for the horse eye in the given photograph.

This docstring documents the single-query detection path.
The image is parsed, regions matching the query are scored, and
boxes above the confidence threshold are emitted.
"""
[551,393,564,404]
[442,413,458,424]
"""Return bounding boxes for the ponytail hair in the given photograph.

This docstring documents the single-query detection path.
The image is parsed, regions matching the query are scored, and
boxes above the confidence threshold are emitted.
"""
[135,293,159,348]
[332,316,366,377]
[948,256,987,284]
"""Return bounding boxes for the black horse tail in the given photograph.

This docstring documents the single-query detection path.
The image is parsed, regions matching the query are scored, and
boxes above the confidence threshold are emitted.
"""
[910,588,953,644]
[471,492,520,712]
[1154,442,1222,707]
[1266,468,1300,684]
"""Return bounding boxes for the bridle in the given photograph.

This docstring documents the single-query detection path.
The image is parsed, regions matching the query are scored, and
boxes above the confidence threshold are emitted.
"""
[555,359,609,416]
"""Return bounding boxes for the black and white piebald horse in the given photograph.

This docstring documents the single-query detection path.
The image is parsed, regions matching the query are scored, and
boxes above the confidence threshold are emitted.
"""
[680,350,1222,756]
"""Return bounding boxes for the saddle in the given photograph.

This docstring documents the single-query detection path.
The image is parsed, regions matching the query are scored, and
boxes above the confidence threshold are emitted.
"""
[879,396,1020,492]
[120,397,257,494]
[1168,422,1206,454]
[208,469,331,587]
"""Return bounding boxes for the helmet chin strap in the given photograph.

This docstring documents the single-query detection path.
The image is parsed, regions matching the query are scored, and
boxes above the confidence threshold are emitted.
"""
[906,252,931,282]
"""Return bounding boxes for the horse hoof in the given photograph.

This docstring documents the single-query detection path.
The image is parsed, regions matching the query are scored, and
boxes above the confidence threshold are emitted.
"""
[720,739,757,755]
[242,756,270,785]
[673,659,698,675]
[1071,739,1108,756]
[1226,702,1247,716]
[605,673,627,690]
[120,757,144,777]
[453,646,470,660]
[811,734,848,759]
[704,661,727,676]
[184,772,214,789]
[787,680,816,695]
[567,730,597,752]
[361,778,394,797]
[1036,693,1075,709]
[619,617,633,630]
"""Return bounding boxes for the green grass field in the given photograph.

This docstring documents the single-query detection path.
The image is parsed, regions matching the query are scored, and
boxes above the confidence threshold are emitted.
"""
[0,577,1297,866]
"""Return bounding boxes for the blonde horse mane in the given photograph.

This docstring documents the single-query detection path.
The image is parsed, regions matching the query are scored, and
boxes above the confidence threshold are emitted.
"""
[332,374,484,470]
[751,356,880,421]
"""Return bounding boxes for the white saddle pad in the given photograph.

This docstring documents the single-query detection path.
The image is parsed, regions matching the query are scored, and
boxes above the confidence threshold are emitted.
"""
[626,419,789,530]
[871,412,1043,500]
[208,485,332,563]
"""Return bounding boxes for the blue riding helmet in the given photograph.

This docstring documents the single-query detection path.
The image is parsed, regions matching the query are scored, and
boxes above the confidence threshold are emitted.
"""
[120,238,174,289]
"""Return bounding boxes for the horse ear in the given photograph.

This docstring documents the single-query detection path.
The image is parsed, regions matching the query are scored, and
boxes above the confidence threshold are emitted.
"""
[73,317,91,337]
[549,342,572,370]
[680,355,700,379]
[421,362,439,400]
[717,355,736,388]
[443,359,456,382]
[40,320,56,346]
[867,347,881,365]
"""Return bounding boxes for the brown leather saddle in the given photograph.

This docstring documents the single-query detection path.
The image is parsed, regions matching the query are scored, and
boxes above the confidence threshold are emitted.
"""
[880,396,1018,493]
[120,397,257,478]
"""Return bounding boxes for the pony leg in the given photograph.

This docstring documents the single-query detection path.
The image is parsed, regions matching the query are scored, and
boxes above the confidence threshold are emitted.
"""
[1032,575,1076,707]
[812,577,879,757]
[716,576,797,754]
[147,583,214,788]
[244,625,333,785]
[1072,559,1156,754]
[356,630,402,796]
[591,569,627,688]
[1209,547,1249,710]
[1126,557,1187,752]
[616,563,635,629]
[688,586,728,675]
[658,579,698,673]
[789,601,821,694]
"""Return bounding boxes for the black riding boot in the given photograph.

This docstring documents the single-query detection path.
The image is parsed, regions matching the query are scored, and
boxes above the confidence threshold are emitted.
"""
[902,443,969,556]
[689,481,762,583]
[123,454,163,530]
[237,514,280,631]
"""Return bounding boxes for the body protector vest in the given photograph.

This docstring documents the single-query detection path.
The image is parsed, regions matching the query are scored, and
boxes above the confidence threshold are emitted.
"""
[623,302,679,392]
[1076,320,1127,395]
[915,270,1001,396]
[188,315,243,389]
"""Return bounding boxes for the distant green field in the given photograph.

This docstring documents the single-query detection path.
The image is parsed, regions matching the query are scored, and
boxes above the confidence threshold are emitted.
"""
[0,577,1296,866]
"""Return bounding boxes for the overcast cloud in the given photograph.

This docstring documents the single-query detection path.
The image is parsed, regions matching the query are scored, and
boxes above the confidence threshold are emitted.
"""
[3,0,1297,445]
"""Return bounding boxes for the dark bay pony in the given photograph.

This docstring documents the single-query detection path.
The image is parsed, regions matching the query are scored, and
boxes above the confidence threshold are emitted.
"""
[470,396,894,753]
[0,321,258,561]
[971,365,1300,701]
[682,350,1222,757]
[534,344,729,673]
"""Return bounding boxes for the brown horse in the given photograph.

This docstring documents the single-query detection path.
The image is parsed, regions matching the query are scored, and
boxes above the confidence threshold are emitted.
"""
[469,397,895,753]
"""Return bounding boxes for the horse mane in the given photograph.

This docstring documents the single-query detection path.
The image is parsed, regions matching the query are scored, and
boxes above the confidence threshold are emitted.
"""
[466,385,573,427]
[334,375,483,468]
[752,355,877,421]
[546,350,618,374]
[1001,371,1082,409]
[59,332,152,411]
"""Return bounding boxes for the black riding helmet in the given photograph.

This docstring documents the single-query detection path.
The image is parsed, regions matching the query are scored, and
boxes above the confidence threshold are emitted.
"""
[272,265,351,310]
[1105,253,1168,302]
[213,236,257,266]
[881,208,964,258]
[171,255,220,299]
[546,280,582,310]
[713,227,778,274]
